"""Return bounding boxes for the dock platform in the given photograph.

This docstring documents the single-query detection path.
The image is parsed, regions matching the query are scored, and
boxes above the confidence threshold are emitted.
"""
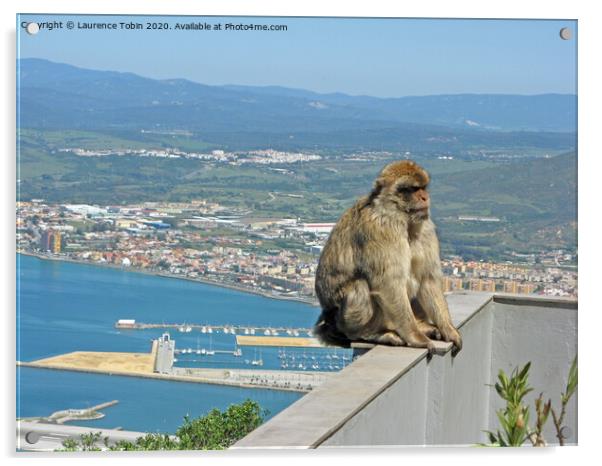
[236,335,325,348]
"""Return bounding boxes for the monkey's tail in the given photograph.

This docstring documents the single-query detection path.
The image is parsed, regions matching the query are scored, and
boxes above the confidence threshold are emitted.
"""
[313,312,352,348]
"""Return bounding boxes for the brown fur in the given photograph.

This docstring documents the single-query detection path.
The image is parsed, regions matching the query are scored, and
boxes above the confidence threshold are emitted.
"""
[314,160,462,354]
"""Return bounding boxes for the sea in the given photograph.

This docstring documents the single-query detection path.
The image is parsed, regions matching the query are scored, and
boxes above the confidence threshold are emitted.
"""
[16,253,334,434]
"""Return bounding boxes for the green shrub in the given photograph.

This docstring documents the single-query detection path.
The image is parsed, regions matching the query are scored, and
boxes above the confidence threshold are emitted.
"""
[59,399,266,451]
[484,357,577,447]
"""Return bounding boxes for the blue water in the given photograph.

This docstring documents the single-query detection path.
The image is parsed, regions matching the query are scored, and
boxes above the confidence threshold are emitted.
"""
[16,254,323,433]
[17,367,299,433]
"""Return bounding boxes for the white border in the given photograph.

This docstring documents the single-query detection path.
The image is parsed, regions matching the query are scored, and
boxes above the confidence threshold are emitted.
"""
[3,2,600,466]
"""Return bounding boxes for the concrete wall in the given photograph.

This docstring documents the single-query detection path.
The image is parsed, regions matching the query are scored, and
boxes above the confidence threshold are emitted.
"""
[488,297,578,444]
[424,303,494,445]
[322,298,494,447]
[233,293,577,448]
[322,358,430,446]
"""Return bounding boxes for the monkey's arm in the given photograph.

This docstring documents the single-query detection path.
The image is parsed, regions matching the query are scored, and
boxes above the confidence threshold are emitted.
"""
[416,276,462,354]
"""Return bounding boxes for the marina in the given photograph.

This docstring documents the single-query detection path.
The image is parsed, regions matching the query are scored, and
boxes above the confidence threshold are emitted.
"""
[277,347,352,371]
[18,330,348,391]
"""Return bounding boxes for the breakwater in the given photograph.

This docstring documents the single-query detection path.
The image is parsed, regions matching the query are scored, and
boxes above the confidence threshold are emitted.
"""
[18,360,323,393]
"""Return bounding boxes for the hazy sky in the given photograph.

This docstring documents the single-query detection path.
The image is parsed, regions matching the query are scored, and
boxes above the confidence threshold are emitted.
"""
[17,14,577,97]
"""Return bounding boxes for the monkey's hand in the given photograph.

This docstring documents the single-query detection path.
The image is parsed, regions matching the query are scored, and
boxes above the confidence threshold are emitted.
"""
[440,326,462,355]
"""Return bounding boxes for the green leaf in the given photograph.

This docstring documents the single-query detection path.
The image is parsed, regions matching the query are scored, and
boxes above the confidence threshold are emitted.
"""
[565,357,578,401]
[499,370,509,389]
[519,362,532,381]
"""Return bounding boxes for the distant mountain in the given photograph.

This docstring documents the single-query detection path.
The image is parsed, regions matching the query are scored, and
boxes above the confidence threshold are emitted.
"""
[18,58,576,134]
[224,86,577,132]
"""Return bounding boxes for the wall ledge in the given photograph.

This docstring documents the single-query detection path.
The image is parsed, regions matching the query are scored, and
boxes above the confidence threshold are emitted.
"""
[232,291,494,449]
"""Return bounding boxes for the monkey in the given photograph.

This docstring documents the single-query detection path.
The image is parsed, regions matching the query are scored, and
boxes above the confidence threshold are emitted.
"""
[313,160,462,355]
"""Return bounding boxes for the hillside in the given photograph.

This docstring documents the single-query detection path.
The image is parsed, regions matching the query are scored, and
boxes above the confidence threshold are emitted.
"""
[434,151,576,222]
[431,152,577,258]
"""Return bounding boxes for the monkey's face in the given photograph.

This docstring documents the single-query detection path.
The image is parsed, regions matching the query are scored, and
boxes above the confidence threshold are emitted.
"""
[373,160,432,222]
[395,184,430,221]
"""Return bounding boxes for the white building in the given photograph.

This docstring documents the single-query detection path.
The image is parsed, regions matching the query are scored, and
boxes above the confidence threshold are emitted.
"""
[298,223,335,234]
[62,204,107,217]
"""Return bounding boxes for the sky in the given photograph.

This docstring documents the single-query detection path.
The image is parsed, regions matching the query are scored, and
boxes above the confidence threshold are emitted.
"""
[17,14,577,98]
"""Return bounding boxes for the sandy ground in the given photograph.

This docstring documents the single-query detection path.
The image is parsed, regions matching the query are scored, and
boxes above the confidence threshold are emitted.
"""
[29,350,156,374]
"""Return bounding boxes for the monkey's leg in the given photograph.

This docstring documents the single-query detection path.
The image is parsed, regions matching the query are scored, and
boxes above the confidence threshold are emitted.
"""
[411,299,442,340]
[336,279,376,341]
[416,278,462,354]
[370,276,435,353]
[337,280,405,346]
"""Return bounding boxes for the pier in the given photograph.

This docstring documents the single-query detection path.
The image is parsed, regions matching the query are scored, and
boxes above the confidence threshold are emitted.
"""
[115,320,314,337]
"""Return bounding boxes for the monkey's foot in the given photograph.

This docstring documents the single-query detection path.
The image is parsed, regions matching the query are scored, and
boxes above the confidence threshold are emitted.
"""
[416,320,442,341]
[371,331,406,346]
[440,326,463,355]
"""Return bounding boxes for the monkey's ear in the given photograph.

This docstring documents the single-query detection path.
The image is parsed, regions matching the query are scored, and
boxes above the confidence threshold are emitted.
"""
[369,178,384,200]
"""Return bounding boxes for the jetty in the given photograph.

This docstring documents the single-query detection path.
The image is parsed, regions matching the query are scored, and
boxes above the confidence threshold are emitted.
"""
[115,320,314,337]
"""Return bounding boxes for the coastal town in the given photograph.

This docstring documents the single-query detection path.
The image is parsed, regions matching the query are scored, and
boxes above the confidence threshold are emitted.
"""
[16,199,577,300]
[58,146,323,166]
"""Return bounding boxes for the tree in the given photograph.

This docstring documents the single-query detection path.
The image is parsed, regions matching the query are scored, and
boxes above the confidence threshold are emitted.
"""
[59,399,266,451]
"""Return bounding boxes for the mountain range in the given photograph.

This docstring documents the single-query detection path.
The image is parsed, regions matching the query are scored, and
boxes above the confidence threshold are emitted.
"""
[18,58,576,135]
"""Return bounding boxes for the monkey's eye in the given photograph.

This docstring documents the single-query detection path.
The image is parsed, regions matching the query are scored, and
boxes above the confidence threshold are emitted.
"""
[397,186,420,194]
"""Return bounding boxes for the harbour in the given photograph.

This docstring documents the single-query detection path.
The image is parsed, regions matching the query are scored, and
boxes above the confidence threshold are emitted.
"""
[18,332,335,392]
[18,321,351,390]
[16,254,349,433]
